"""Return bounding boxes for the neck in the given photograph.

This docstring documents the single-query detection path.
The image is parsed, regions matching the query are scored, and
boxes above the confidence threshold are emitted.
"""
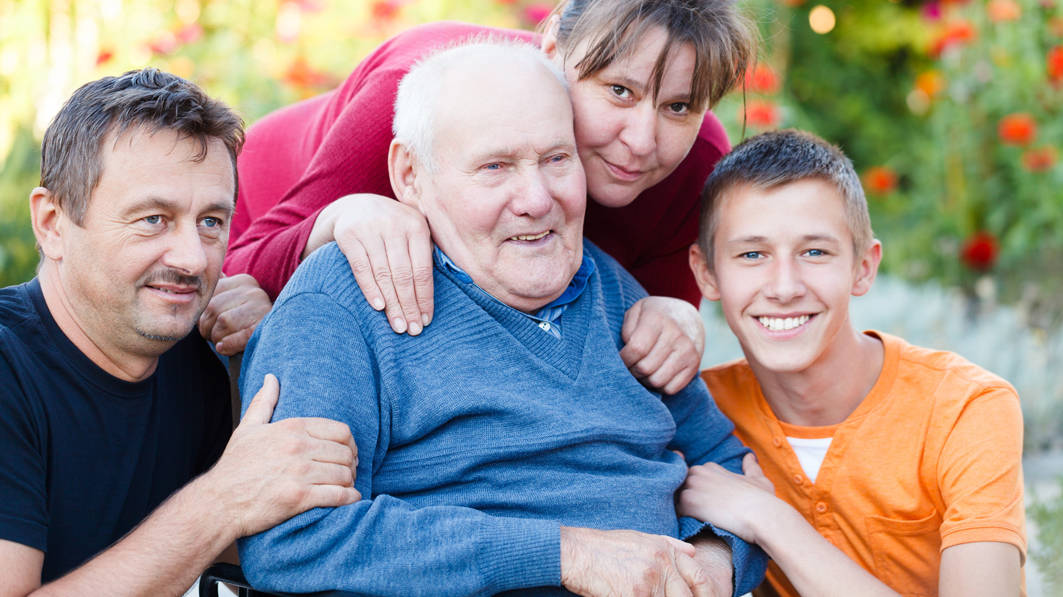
[749,327,884,427]
[38,261,160,382]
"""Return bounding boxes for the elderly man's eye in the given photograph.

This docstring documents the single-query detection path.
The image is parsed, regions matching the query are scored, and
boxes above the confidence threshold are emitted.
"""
[143,215,164,226]
[546,153,569,165]
[482,162,504,171]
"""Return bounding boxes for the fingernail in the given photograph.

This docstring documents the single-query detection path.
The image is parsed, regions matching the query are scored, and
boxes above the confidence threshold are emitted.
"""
[408,321,422,335]
[422,313,431,326]
[372,298,385,310]
[392,318,407,333]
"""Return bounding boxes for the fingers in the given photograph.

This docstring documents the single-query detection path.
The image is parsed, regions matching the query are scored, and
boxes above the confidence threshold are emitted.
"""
[408,228,434,327]
[664,536,697,558]
[673,552,712,597]
[302,484,362,510]
[241,374,279,425]
[742,453,774,493]
[215,327,255,356]
[383,233,424,335]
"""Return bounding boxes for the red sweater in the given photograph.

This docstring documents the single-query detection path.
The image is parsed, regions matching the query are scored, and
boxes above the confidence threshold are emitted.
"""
[227,21,730,304]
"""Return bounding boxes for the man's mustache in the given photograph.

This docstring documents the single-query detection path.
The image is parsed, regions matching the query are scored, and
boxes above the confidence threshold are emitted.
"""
[140,269,204,292]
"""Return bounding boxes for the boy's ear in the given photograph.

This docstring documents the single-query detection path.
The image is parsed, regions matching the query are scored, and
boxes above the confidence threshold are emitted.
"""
[387,140,421,211]
[851,239,882,297]
[30,187,66,261]
[689,243,721,301]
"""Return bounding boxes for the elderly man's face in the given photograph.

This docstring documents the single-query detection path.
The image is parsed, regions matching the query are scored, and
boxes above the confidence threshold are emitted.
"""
[413,63,587,313]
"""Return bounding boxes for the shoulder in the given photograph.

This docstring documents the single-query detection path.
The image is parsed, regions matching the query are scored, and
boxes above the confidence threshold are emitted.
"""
[584,240,647,310]
[880,331,1017,401]
[699,360,757,414]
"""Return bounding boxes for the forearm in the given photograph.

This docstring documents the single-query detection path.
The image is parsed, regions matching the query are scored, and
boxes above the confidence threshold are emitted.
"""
[753,504,898,597]
[33,475,235,597]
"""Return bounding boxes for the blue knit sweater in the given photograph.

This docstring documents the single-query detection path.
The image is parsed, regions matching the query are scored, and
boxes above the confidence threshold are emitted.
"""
[238,241,765,595]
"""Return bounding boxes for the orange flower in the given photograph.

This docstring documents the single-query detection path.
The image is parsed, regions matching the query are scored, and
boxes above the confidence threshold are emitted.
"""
[998,113,1037,145]
[914,70,945,98]
[745,63,779,94]
[371,0,401,21]
[987,0,1021,22]
[780,0,805,6]
[1048,46,1063,84]
[863,166,898,194]
[1051,17,1063,37]
[285,56,332,89]
[1022,146,1058,172]
[96,48,114,66]
[743,100,780,128]
[929,20,976,57]
[960,232,998,271]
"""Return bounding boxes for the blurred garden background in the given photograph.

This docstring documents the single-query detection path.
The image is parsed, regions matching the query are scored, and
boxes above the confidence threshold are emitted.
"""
[1,0,1061,592]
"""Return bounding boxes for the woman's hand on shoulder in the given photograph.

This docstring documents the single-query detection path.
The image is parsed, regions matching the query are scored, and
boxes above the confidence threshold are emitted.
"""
[620,296,706,394]
[306,193,434,335]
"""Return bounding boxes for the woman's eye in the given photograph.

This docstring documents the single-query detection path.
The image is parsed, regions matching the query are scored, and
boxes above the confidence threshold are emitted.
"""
[610,84,632,99]
[667,102,690,115]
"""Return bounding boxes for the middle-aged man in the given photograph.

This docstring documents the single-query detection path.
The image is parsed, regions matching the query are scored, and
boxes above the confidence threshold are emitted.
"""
[0,68,361,596]
[238,42,766,596]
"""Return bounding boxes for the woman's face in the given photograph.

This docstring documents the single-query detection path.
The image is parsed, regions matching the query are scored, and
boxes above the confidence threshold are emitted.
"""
[544,23,706,208]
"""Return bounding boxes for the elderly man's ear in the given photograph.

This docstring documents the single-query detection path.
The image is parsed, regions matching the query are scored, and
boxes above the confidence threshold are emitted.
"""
[387,140,423,212]
[29,187,66,261]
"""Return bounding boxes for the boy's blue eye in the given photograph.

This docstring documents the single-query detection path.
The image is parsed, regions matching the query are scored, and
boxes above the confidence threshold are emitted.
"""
[806,249,825,257]
[740,251,761,260]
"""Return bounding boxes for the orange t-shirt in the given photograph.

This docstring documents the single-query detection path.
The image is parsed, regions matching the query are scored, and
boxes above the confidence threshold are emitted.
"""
[702,331,1025,597]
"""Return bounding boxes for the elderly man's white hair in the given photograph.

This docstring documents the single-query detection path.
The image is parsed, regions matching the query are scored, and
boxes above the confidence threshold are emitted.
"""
[392,40,569,172]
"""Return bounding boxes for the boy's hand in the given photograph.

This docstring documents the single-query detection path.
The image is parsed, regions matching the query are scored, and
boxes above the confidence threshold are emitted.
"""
[621,296,705,395]
[677,453,775,544]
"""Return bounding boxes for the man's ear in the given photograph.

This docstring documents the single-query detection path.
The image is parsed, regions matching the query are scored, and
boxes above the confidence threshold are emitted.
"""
[387,140,421,210]
[689,243,721,302]
[851,239,882,297]
[539,14,561,61]
[30,187,66,261]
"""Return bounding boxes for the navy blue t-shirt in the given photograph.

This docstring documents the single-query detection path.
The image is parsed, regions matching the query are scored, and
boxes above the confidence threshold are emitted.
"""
[0,278,232,582]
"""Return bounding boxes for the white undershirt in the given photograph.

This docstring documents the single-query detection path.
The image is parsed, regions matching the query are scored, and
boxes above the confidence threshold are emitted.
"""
[786,436,833,483]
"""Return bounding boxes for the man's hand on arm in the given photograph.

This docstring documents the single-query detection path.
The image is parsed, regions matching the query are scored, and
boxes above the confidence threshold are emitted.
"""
[560,526,723,597]
[0,375,359,597]
[620,296,706,395]
[304,193,434,335]
[198,274,272,356]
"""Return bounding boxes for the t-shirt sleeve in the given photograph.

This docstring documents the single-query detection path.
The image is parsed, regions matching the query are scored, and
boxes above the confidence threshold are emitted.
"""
[0,350,48,552]
[223,65,405,299]
[937,385,1026,558]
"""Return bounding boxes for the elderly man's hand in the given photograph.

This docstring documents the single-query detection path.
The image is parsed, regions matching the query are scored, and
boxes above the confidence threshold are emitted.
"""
[198,273,272,355]
[197,374,361,538]
[306,193,435,335]
[620,296,706,395]
[560,526,722,597]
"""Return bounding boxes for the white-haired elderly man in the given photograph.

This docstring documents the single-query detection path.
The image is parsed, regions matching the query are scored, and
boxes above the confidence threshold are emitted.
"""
[237,42,766,597]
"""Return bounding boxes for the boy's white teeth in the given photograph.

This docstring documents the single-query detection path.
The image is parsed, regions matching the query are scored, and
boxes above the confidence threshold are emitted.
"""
[758,315,810,331]
[512,231,549,241]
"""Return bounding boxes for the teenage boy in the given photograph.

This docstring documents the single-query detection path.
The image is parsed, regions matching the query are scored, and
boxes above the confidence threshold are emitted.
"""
[681,129,1025,596]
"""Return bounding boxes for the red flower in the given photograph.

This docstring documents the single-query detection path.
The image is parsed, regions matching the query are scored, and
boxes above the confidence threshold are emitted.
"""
[1048,46,1063,84]
[175,23,203,44]
[863,166,898,194]
[987,0,1021,22]
[1022,146,1058,172]
[961,232,998,271]
[147,31,178,55]
[96,48,114,66]
[284,56,332,89]
[929,20,976,57]
[743,100,780,128]
[780,0,805,6]
[745,64,779,94]
[522,3,552,26]
[371,0,401,21]
[997,113,1037,146]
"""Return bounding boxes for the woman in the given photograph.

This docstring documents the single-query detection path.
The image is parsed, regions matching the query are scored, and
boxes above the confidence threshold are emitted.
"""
[226,0,754,393]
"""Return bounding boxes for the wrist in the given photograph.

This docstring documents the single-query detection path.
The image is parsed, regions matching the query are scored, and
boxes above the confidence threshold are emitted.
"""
[181,469,243,547]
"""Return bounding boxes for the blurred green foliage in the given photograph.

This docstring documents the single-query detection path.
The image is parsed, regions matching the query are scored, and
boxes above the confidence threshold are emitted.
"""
[1030,478,1063,593]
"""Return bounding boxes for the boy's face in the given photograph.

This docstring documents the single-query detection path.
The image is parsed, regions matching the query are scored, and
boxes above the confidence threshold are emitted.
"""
[689,179,881,374]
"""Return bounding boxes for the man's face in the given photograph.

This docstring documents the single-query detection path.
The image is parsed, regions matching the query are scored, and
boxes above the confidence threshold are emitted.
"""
[58,128,234,358]
[413,63,587,313]
[691,179,878,374]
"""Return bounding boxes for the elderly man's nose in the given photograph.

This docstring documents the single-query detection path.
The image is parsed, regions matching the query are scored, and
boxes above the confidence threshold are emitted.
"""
[510,171,554,217]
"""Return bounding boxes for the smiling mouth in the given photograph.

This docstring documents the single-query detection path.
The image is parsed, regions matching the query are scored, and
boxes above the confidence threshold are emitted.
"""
[602,159,644,182]
[757,315,812,331]
[509,231,551,242]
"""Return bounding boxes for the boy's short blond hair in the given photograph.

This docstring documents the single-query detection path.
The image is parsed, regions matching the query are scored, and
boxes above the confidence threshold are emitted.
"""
[697,129,874,267]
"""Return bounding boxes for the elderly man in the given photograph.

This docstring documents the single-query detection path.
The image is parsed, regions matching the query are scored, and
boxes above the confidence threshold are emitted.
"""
[239,42,765,596]
[0,69,360,596]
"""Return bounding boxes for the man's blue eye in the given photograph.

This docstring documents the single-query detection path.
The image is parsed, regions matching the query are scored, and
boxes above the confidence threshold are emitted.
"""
[144,215,162,225]
[201,217,221,228]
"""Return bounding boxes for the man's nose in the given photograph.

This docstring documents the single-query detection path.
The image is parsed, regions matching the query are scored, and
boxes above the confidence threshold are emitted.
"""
[618,102,656,158]
[162,221,209,275]
[509,168,555,218]
[765,258,806,302]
